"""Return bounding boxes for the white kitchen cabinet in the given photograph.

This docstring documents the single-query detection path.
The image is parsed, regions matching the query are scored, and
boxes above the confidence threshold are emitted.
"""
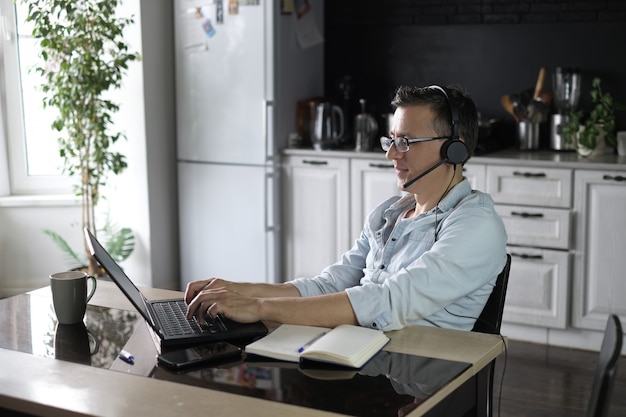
[349,158,401,241]
[282,155,350,280]
[504,247,570,328]
[494,204,571,250]
[572,169,626,331]
[462,162,486,191]
[486,165,572,208]
[487,164,573,329]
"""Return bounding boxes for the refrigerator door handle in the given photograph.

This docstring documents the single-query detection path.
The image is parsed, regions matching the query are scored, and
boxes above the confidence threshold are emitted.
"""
[264,100,275,161]
[265,171,278,233]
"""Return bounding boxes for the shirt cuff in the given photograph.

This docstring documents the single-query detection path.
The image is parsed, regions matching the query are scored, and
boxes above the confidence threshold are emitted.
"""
[346,285,393,330]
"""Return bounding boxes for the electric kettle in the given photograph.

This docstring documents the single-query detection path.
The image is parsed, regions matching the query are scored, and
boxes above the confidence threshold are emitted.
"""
[312,102,344,150]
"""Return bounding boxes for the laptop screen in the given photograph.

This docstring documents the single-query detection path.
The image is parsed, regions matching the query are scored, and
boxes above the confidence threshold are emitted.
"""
[84,228,155,327]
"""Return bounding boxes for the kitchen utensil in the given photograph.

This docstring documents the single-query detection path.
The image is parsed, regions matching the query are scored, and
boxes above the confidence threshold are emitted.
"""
[529,100,550,123]
[510,93,527,121]
[354,99,378,152]
[538,91,552,105]
[527,67,546,123]
[501,94,519,122]
[533,67,546,101]
[313,102,345,150]
[517,120,540,150]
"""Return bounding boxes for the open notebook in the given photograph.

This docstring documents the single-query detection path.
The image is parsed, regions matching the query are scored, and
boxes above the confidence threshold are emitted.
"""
[245,324,389,368]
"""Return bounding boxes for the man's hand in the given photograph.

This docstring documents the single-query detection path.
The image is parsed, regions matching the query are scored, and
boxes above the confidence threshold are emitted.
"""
[185,279,261,324]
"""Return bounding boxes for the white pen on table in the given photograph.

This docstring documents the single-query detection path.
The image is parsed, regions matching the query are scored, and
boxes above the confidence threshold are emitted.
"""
[297,332,327,353]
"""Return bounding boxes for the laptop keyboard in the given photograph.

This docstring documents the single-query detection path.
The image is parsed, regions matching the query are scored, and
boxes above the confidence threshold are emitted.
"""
[153,300,228,336]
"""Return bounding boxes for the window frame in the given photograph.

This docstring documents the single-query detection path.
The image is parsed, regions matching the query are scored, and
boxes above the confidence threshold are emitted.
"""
[1,0,72,196]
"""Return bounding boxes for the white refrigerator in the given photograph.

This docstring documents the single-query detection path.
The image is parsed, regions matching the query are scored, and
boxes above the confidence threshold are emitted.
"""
[175,1,324,287]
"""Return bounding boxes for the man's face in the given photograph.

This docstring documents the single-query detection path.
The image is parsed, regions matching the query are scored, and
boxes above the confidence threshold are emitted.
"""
[386,105,446,192]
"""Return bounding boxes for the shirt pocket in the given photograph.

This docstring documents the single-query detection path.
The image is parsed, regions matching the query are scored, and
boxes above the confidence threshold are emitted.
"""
[390,230,435,270]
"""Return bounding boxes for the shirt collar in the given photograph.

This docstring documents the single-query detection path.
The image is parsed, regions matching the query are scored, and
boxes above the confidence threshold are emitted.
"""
[389,178,472,214]
[436,178,471,212]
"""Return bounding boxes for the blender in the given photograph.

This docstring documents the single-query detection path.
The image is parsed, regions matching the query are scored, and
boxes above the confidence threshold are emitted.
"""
[550,67,581,150]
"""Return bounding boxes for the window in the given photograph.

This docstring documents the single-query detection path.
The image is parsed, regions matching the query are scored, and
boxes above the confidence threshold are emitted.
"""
[1,0,72,195]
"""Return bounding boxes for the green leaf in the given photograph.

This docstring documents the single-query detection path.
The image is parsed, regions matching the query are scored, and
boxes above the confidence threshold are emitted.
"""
[43,229,86,269]
[103,227,135,263]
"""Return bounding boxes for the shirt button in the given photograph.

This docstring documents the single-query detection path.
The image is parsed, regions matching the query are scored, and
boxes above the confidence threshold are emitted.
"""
[379,265,385,269]
[372,323,377,328]
[391,238,397,241]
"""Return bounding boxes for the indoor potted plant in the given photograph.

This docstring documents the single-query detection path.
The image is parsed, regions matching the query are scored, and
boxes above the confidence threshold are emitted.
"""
[562,77,626,157]
[23,0,140,276]
[44,211,135,272]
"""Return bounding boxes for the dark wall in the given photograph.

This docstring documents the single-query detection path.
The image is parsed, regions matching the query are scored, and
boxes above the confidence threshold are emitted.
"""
[324,0,626,146]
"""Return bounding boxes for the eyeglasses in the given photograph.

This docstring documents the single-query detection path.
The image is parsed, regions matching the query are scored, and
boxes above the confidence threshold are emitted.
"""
[380,136,450,152]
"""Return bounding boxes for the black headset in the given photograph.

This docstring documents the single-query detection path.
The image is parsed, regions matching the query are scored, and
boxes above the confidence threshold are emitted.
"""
[427,85,469,165]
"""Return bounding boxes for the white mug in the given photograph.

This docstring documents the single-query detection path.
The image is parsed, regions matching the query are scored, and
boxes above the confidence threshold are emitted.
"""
[50,271,97,324]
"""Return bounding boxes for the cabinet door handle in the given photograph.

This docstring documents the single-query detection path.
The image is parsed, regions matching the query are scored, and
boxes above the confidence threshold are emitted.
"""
[302,160,328,166]
[368,163,394,169]
[511,252,544,260]
[603,174,626,182]
[513,171,547,178]
[511,211,544,218]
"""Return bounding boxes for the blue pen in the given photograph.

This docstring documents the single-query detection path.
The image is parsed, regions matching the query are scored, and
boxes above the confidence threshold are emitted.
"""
[297,332,327,353]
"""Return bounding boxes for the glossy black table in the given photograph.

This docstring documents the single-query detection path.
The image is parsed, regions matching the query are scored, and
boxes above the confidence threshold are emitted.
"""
[0,283,505,417]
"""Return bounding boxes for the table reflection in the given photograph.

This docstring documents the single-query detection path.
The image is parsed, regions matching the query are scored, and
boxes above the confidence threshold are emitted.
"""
[0,293,141,368]
[54,322,99,365]
[150,350,470,417]
[360,350,470,416]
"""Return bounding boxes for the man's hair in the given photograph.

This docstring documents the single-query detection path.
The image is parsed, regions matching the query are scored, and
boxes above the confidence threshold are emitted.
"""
[391,85,479,158]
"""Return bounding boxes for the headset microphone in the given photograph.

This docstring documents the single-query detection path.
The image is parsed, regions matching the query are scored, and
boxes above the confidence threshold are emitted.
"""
[402,85,469,189]
[403,139,469,188]
[403,158,445,188]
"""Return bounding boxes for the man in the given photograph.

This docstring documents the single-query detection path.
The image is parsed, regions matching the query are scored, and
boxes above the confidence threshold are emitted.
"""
[186,84,507,332]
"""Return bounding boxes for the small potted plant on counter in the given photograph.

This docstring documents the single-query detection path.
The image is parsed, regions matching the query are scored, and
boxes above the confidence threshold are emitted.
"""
[562,77,626,157]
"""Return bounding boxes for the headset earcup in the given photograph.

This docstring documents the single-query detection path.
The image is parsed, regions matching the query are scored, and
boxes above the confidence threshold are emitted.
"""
[442,139,469,165]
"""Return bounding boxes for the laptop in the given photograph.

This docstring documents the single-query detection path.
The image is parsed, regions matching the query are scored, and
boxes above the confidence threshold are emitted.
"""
[85,228,268,349]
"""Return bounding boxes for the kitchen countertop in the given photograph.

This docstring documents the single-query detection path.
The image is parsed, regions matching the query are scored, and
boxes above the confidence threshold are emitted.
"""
[283,147,626,170]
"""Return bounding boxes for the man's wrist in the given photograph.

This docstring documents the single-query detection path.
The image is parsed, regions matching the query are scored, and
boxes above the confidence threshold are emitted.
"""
[257,297,276,322]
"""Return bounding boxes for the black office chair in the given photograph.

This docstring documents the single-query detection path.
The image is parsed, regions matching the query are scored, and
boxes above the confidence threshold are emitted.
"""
[472,253,512,335]
[586,314,623,417]
[472,253,512,417]
[423,254,512,417]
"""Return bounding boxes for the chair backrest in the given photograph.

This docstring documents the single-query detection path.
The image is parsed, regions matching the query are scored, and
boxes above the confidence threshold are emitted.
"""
[586,314,623,417]
[471,254,512,417]
[472,254,512,335]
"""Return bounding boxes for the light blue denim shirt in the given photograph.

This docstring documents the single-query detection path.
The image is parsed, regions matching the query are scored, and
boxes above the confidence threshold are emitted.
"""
[291,178,508,332]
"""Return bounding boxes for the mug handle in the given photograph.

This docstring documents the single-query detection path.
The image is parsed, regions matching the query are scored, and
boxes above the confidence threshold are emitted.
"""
[86,275,97,303]
[87,329,100,355]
